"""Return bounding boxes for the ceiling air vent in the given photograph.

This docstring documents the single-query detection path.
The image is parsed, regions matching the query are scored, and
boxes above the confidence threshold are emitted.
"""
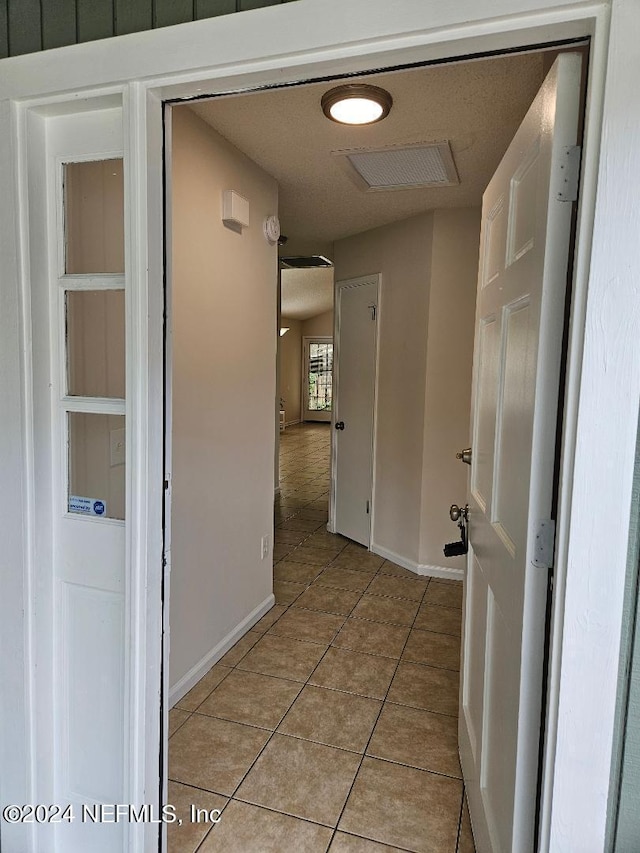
[280,256,333,269]
[334,141,459,192]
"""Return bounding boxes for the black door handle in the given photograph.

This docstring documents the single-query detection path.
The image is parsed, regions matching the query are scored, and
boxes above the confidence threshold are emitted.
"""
[335,421,345,430]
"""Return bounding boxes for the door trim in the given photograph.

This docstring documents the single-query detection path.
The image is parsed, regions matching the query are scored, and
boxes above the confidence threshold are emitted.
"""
[329,274,380,546]
[2,3,639,851]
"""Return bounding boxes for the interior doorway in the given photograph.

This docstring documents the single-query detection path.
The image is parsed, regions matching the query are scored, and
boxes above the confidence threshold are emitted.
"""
[162,41,588,852]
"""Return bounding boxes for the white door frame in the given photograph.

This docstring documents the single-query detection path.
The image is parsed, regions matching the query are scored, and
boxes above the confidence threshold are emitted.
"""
[301,335,333,423]
[1,2,639,851]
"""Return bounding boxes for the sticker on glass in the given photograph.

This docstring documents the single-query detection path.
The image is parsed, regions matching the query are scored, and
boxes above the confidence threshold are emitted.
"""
[69,496,107,517]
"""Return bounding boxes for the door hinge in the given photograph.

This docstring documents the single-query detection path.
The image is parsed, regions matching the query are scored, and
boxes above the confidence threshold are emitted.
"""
[533,519,556,568]
[556,146,581,202]
[368,304,377,321]
[366,500,370,515]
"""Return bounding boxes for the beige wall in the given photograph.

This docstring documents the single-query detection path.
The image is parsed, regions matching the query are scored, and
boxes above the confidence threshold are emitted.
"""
[303,309,334,338]
[334,213,433,564]
[420,208,481,570]
[279,317,302,425]
[170,107,278,696]
[333,208,480,572]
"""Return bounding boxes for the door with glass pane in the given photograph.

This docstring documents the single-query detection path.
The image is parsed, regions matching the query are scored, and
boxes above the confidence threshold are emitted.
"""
[303,337,333,422]
[30,106,129,852]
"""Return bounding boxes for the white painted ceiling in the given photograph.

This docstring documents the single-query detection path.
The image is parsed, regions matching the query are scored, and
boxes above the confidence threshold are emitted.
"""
[281,267,334,320]
[189,50,548,256]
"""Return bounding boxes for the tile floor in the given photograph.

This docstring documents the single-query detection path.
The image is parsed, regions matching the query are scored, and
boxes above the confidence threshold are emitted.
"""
[169,423,475,853]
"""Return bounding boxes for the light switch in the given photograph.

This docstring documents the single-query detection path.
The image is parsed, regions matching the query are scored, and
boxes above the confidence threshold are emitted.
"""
[110,428,125,467]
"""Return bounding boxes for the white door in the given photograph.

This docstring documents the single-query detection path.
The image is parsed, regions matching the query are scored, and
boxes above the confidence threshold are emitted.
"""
[332,275,379,546]
[460,53,582,852]
[303,336,333,422]
[29,106,130,852]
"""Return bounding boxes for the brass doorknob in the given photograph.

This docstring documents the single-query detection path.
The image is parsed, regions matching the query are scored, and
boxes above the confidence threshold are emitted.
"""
[456,447,472,465]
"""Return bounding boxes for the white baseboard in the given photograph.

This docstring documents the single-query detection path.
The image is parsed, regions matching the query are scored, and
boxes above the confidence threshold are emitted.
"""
[370,542,463,581]
[169,593,275,708]
[285,418,301,428]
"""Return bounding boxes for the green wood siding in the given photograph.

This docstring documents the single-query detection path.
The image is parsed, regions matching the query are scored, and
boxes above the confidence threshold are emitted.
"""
[0,1,8,59]
[8,0,41,55]
[42,0,76,50]
[610,417,640,851]
[1,0,292,57]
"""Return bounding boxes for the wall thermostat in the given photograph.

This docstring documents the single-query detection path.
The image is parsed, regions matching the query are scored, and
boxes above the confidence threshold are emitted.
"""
[263,215,281,245]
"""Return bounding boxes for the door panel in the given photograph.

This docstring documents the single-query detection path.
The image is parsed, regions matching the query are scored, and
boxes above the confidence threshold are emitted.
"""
[29,106,128,852]
[333,276,378,547]
[460,53,582,852]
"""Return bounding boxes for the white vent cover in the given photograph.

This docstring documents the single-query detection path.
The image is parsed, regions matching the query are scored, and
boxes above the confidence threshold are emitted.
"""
[335,141,459,192]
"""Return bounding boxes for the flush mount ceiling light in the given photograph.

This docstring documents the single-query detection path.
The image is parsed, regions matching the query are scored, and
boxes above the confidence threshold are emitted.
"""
[321,84,393,126]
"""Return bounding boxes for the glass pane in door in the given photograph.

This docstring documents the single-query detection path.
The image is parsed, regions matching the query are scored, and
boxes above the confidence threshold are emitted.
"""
[64,159,124,274]
[66,290,125,398]
[68,412,125,520]
[308,342,333,411]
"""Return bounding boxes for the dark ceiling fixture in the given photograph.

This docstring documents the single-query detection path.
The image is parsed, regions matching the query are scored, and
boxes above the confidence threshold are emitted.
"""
[280,256,333,269]
[321,84,393,126]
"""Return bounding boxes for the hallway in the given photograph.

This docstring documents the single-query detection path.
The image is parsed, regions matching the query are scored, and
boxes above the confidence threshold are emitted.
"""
[168,423,474,852]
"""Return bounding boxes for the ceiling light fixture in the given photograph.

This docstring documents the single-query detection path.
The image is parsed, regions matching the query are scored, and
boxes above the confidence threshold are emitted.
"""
[321,84,392,126]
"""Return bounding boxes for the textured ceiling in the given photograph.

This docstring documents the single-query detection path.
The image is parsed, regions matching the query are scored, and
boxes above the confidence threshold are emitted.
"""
[281,268,334,320]
[189,51,547,254]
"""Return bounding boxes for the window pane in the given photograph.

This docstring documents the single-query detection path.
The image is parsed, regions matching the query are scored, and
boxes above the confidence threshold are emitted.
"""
[66,290,125,398]
[64,159,124,274]
[68,413,125,520]
[308,342,333,411]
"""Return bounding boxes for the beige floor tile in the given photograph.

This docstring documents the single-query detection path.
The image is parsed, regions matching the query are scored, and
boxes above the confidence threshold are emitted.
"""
[424,580,463,609]
[367,702,461,777]
[333,618,410,659]
[378,560,421,580]
[273,543,295,562]
[414,603,462,636]
[387,662,459,717]
[458,793,476,853]
[286,545,337,567]
[315,566,375,593]
[366,574,427,602]
[169,714,270,796]
[278,685,382,752]
[237,634,326,682]
[330,832,403,852]
[309,647,397,700]
[197,669,302,730]
[274,579,307,605]
[199,800,333,853]
[236,733,361,826]
[402,629,461,671]
[305,530,348,550]
[330,550,385,573]
[278,517,324,533]
[167,781,227,853]
[339,757,462,852]
[274,529,308,546]
[219,631,262,666]
[274,560,324,585]
[293,584,361,616]
[169,708,191,737]
[350,595,419,627]
[176,664,233,711]
[268,607,345,644]
[297,509,329,522]
[251,605,288,635]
